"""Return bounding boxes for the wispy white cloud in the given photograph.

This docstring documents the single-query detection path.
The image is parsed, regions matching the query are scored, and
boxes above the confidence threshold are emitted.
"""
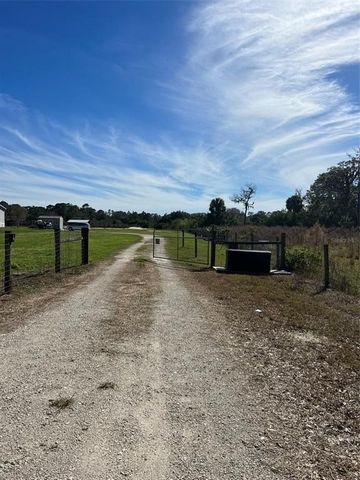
[0,97,223,211]
[1,1,359,213]
[175,0,360,186]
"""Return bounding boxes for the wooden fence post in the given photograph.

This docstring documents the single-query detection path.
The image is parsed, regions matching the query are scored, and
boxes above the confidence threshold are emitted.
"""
[182,229,185,247]
[210,227,216,268]
[153,228,156,258]
[194,232,198,258]
[176,230,179,261]
[276,236,280,270]
[54,228,61,273]
[4,231,15,294]
[324,244,330,289]
[81,227,89,265]
[280,233,286,270]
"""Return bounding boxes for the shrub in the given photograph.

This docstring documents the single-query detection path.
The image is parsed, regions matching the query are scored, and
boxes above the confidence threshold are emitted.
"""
[286,246,322,273]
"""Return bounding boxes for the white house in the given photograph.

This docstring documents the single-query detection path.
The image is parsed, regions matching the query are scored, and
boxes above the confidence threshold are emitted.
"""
[0,204,5,228]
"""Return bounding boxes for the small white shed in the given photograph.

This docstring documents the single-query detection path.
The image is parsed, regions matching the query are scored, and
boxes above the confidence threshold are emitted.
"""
[67,219,90,230]
[0,204,5,228]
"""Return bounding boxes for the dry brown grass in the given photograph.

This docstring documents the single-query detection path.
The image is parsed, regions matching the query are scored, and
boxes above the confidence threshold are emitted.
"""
[188,269,360,479]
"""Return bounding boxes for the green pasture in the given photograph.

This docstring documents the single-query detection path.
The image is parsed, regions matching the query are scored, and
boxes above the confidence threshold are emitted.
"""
[159,232,210,266]
[0,227,141,274]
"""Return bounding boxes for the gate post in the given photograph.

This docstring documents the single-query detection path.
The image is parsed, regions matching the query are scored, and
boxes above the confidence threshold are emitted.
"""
[4,231,15,294]
[182,229,185,248]
[176,230,179,261]
[276,236,280,270]
[81,227,89,265]
[280,233,286,270]
[54,228,61,273]
[194,232,198,258]
[153,228,155,258]
[210,227,216,268]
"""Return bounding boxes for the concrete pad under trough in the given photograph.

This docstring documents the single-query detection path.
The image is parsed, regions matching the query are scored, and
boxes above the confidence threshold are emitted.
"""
[213,266,292,275]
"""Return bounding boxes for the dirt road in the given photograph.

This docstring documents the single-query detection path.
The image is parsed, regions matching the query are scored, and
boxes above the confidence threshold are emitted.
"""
[2,237,359,479]
[0,237,281,479]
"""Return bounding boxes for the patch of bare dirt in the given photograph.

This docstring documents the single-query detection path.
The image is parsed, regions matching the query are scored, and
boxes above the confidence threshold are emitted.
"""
[101,257,161,342]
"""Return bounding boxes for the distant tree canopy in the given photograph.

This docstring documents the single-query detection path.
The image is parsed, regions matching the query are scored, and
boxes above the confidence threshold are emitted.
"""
[286,190,303,214]
[208,198,226,226]
[306,150,360,227]
[1,150,359,230]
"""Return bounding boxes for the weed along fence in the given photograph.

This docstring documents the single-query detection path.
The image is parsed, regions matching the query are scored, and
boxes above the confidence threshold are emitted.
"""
[1,228,89,295]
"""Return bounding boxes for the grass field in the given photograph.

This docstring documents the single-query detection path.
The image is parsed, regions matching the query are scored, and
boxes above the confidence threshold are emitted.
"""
[0,227,141,278]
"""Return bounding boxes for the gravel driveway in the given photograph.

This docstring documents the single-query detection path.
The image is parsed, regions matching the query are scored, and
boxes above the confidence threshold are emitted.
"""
[0,237,279,479]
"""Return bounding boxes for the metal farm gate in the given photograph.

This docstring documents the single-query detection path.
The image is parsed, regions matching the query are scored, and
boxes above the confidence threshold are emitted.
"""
[152,228,287,271]
[152,229,210,266]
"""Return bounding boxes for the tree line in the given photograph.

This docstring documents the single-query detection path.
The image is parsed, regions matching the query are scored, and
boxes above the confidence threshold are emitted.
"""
[1,150,359,229]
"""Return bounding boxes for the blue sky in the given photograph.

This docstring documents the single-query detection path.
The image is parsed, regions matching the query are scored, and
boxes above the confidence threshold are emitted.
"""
[0,0,359,213]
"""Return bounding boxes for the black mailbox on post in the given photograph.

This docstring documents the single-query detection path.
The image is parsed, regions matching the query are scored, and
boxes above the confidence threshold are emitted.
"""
[226,249,271,274]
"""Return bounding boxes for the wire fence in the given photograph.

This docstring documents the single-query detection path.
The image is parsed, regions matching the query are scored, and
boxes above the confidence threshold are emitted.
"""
[0,228,88,295]
[60,230,82,270]
[210,226,360,296]
[153,230,210,265]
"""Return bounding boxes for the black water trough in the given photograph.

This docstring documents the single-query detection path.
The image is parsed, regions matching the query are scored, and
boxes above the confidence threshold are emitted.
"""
[226,249,271,274]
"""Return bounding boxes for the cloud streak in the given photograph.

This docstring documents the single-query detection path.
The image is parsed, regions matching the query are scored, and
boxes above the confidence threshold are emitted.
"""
[1,0,359,213]
[178,0,359,183]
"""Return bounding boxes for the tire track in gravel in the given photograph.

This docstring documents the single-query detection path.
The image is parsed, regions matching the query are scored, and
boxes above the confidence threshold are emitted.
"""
[145,258,278,480]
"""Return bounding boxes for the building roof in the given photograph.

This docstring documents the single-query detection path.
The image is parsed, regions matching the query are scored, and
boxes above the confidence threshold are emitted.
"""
[0,204,6,211]
[67,219,90,223]
[38,215,63,219]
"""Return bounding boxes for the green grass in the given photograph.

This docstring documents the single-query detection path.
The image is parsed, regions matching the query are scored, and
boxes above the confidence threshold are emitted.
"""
[89,230,141,263]
[0,227,141,275]
[154,231,210,266]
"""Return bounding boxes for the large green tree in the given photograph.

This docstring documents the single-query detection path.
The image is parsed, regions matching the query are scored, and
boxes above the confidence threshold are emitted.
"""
[286,189,303,214]
[306,150,360,227]
[208,197,226,225]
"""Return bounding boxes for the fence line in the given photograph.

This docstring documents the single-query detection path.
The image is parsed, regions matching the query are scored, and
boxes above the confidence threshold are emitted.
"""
[1,228,89,295]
